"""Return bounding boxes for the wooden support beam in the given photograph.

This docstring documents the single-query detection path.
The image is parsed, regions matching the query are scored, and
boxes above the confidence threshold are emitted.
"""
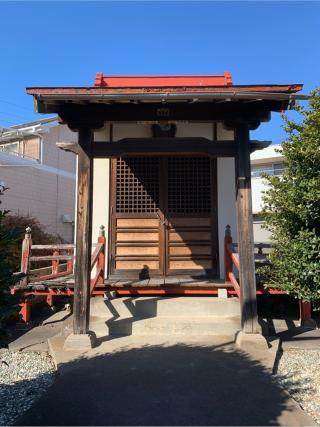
[93,138,237,157]
[73,127,94,335]
[57,138,271,158]
[235,124,259,334]
[55,101,276,124]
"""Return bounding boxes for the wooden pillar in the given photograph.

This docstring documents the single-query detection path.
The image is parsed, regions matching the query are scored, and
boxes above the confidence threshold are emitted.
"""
[73,127,94,335]
[20,227,32,287]
[235,124,259,334]
[52,249,59,275]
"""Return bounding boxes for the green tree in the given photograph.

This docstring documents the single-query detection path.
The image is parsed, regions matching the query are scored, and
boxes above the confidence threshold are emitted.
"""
[261,89,320,305]
[2,214,64,272]
[0,186,23,344]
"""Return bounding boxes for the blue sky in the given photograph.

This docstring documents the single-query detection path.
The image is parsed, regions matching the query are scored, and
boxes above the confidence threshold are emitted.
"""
[0,1,319,143]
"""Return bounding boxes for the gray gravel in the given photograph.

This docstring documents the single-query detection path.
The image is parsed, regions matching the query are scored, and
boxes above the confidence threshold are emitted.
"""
[276,349,320,425]
[0,349,56,426]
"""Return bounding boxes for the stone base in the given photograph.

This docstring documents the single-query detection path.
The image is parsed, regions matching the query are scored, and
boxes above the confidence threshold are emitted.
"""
[218,288,228,299]
[235,330,270,350]
[63,332,96,351]
[300,318,318,329]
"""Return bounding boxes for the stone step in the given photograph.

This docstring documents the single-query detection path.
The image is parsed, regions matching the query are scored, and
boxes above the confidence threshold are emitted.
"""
[131,316,241,337]
[90,316,133,337]
[90,296,240,319]
[90,314,241,338]
[133,296,240,318]
[90,297,133,319]
[89,296,241,338]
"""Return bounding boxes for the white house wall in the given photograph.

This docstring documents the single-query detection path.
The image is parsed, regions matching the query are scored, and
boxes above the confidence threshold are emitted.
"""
[251,177,266,214]
[1,123,76,242]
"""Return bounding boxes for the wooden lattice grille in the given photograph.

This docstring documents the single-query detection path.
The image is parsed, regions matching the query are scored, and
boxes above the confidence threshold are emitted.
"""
[116,157,160,213]
[168,157,211,214]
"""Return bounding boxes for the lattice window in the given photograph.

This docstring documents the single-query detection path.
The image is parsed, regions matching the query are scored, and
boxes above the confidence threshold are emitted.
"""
[116,157,160,213]
[168,157,211,214]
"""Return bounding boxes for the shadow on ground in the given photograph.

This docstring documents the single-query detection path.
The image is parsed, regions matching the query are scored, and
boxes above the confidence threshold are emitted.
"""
[14,340,303,426]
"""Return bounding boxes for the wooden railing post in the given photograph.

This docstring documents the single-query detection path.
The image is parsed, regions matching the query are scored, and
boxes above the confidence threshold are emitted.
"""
[20,227,32,287]
[224,225,233,282]
[52,249,59,275]
[67,251,73,274]
[20,299,31,323]
[97,225,106,285]
[299,300,316,328]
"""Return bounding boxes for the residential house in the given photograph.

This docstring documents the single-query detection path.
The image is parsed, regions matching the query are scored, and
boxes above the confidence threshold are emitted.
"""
[251,144,285,242]
[0,117,77,242]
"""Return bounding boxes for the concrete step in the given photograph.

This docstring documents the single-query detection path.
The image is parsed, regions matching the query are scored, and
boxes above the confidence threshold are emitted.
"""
[90,316,134,337]
[90,297,134,319]
[89,296,241,338]
[90,315,241,338]
[90,296,240,318]
[133,296,240,318]
[131,316,241,337]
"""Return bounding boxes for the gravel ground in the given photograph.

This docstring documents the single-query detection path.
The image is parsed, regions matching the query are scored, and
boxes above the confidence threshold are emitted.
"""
[276,349,320,425]
[0,350,56,426]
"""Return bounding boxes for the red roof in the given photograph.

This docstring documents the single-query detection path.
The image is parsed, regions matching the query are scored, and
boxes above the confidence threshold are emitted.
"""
[26,72,305,102]
[94,71,233,87]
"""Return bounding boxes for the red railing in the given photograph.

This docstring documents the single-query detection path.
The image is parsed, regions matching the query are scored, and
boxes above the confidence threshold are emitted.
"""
[13,225,106,322]
[224,224,313,324]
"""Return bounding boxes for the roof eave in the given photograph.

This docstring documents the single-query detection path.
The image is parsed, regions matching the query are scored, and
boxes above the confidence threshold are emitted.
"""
[29,90,308,103]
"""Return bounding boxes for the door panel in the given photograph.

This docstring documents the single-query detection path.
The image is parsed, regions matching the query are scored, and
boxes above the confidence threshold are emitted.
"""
[166,157,215,276]
[111,157,164,277]
[110,156,218,278]
[117,218,159,228]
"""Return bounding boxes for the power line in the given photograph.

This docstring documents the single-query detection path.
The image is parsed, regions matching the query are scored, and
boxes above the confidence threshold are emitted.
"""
[0,111,30,119]
[0,99,32,112]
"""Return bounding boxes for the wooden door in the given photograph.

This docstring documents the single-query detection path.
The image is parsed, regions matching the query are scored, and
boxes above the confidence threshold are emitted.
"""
[166,157,217,276]
[110,156,218,279]
[110,157,164,278]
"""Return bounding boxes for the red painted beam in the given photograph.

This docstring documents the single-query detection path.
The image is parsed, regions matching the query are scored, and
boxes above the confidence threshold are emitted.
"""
[94,72,233,88]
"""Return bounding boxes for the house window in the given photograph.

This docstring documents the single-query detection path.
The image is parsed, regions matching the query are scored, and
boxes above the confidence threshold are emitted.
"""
[251,162,284,178]
[0,142,19,156]
[273,162,284,175]
[0,137,40,162]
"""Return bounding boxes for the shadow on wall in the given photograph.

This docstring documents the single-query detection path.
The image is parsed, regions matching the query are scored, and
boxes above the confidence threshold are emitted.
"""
[15,341,302,426]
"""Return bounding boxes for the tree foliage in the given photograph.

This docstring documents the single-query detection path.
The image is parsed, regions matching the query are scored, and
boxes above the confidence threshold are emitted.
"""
[261,89,320,304]
[0,186,22,344]
[2,214,64,272]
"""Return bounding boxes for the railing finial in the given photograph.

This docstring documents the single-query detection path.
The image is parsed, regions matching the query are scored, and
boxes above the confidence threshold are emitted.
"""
[99,225,105,237]
[25,227,32,237]
[225,224,231,237]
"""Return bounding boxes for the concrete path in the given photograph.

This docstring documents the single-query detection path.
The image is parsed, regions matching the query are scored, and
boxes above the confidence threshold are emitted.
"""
[16,335,314,426]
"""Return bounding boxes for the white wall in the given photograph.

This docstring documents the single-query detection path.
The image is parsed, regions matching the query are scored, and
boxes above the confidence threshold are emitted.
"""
[253,220,271,243]
[92,158,110,275]
[176,123,213,138]
[217,158,237,279]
